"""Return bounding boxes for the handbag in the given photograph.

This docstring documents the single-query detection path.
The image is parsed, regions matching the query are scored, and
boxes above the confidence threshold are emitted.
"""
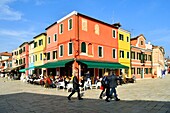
[100,85,104,90]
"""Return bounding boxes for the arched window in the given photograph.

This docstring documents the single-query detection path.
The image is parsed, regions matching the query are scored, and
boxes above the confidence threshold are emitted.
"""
[88,43,92,55]
[81,42,86,53]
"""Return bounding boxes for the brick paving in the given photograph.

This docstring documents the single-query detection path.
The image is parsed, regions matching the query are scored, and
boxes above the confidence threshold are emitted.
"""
[0,75,170,113]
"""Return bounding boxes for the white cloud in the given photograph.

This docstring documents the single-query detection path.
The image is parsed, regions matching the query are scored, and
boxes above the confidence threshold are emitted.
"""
[0,0,22,21]
[0,29,36,41]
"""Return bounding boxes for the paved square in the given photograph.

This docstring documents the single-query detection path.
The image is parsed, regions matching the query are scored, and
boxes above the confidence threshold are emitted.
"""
[0,75,170,113]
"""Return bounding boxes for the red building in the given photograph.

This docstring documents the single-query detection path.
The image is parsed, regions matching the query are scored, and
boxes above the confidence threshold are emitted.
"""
[41,11,127,81]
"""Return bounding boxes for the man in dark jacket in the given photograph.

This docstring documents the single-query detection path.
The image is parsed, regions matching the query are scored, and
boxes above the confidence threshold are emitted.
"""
[67,72,83,100]
[108,73,120,101]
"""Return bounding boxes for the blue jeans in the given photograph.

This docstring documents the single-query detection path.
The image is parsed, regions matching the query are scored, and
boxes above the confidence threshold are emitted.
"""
[110,87,117,98]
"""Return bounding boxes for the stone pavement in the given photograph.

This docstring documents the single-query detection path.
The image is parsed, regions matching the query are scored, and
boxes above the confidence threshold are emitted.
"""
[0,75,170,113]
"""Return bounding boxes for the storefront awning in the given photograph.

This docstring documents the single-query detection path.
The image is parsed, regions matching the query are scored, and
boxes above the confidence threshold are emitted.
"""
[19,69,26,72]
[37,59,74,68]
[25,66,35,70]
[77,60,129,69]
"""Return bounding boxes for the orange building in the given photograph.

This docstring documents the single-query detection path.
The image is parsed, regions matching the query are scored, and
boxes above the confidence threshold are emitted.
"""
[42,11,128,81]
[131,34,153,79]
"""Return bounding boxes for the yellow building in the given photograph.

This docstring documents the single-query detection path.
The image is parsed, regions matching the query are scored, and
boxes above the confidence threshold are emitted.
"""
[33,33,46,75]
[118,28,131,79]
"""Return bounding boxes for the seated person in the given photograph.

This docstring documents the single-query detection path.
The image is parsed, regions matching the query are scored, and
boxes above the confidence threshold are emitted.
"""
[44,75,53,88]
[64,76,70,89]
[94,76,100,84]
[80,76,85,88]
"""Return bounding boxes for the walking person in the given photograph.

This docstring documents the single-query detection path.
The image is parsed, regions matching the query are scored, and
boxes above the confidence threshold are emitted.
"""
[67,72,83,100]
[99,72,110,102]
[108,72,120,101]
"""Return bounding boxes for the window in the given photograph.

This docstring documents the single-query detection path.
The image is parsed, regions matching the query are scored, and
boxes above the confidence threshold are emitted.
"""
[131,51,135,59]
[23,47,25,52]
[119,34,124,40]
[23,58,25,64]
[39,39,43,46]
[54,34,57,42]
[33,55,35,62]
[40,53,42,60]
[59,45,64,57]
[145,54,147,61]
[141,41,143,45]
[127,52,130,59]
[88,43,93,55]
[141,54,145,63]
[81,42,86,53]
[68,42,73,55]
[112,48,116,59]
[95,24,99,35]
[127,37,129,42]
[137,53,141,60]
[148,55,152,61]
[47,52,50,60]
[137,68,141,74]
[149,68,152,74]
[34,42,37,48]
[53,51,57,59]
[59,23,64,34]
[112,29,116,38]
[19,49,22,54]
[98,46,103,57]
[82,19,87,31]
[48,37,50,44]
[120,50,124,58]
[131,68,135,74]
[145,68,148,74]
[35,55,37,61]
[68,18,73,30]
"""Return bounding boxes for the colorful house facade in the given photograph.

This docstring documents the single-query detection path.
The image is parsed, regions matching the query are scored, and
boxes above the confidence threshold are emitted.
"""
[28,40,34,75]
[118,28,131,79]
[33,33,47,76]
[131,34,153,79]
[152,46,165,78]
[12,42,29,76]
[0,52,12,77]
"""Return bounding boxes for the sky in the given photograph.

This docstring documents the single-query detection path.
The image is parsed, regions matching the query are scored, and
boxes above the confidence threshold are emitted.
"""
[0,0,170,57]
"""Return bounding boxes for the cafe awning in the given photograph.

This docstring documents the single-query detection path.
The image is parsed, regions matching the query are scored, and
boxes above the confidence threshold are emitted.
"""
[77,60,129,69]
[25,66,36,70]
[37,59,74,68]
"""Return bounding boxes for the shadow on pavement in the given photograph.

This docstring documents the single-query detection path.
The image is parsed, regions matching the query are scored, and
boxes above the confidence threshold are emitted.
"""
[0,92,169,113]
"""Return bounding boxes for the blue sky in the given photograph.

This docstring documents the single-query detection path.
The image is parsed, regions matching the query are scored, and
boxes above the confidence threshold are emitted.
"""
[0,0,170,57]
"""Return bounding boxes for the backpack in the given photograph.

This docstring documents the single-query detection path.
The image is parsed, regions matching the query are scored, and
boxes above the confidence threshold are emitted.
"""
[101,76,109,87]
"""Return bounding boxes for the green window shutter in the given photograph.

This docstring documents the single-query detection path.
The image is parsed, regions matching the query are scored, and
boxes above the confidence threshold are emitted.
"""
[127,52,129,58]
[69,43,73,54]
[112,30,115,38]
[53,51,55,59]
[81,42,86,53]
[112,49,116,58]
[60,45,63,56]
[69,19,72,29]
[40,53,42,60]
[47,53,50,60]
[98,47,102,57]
